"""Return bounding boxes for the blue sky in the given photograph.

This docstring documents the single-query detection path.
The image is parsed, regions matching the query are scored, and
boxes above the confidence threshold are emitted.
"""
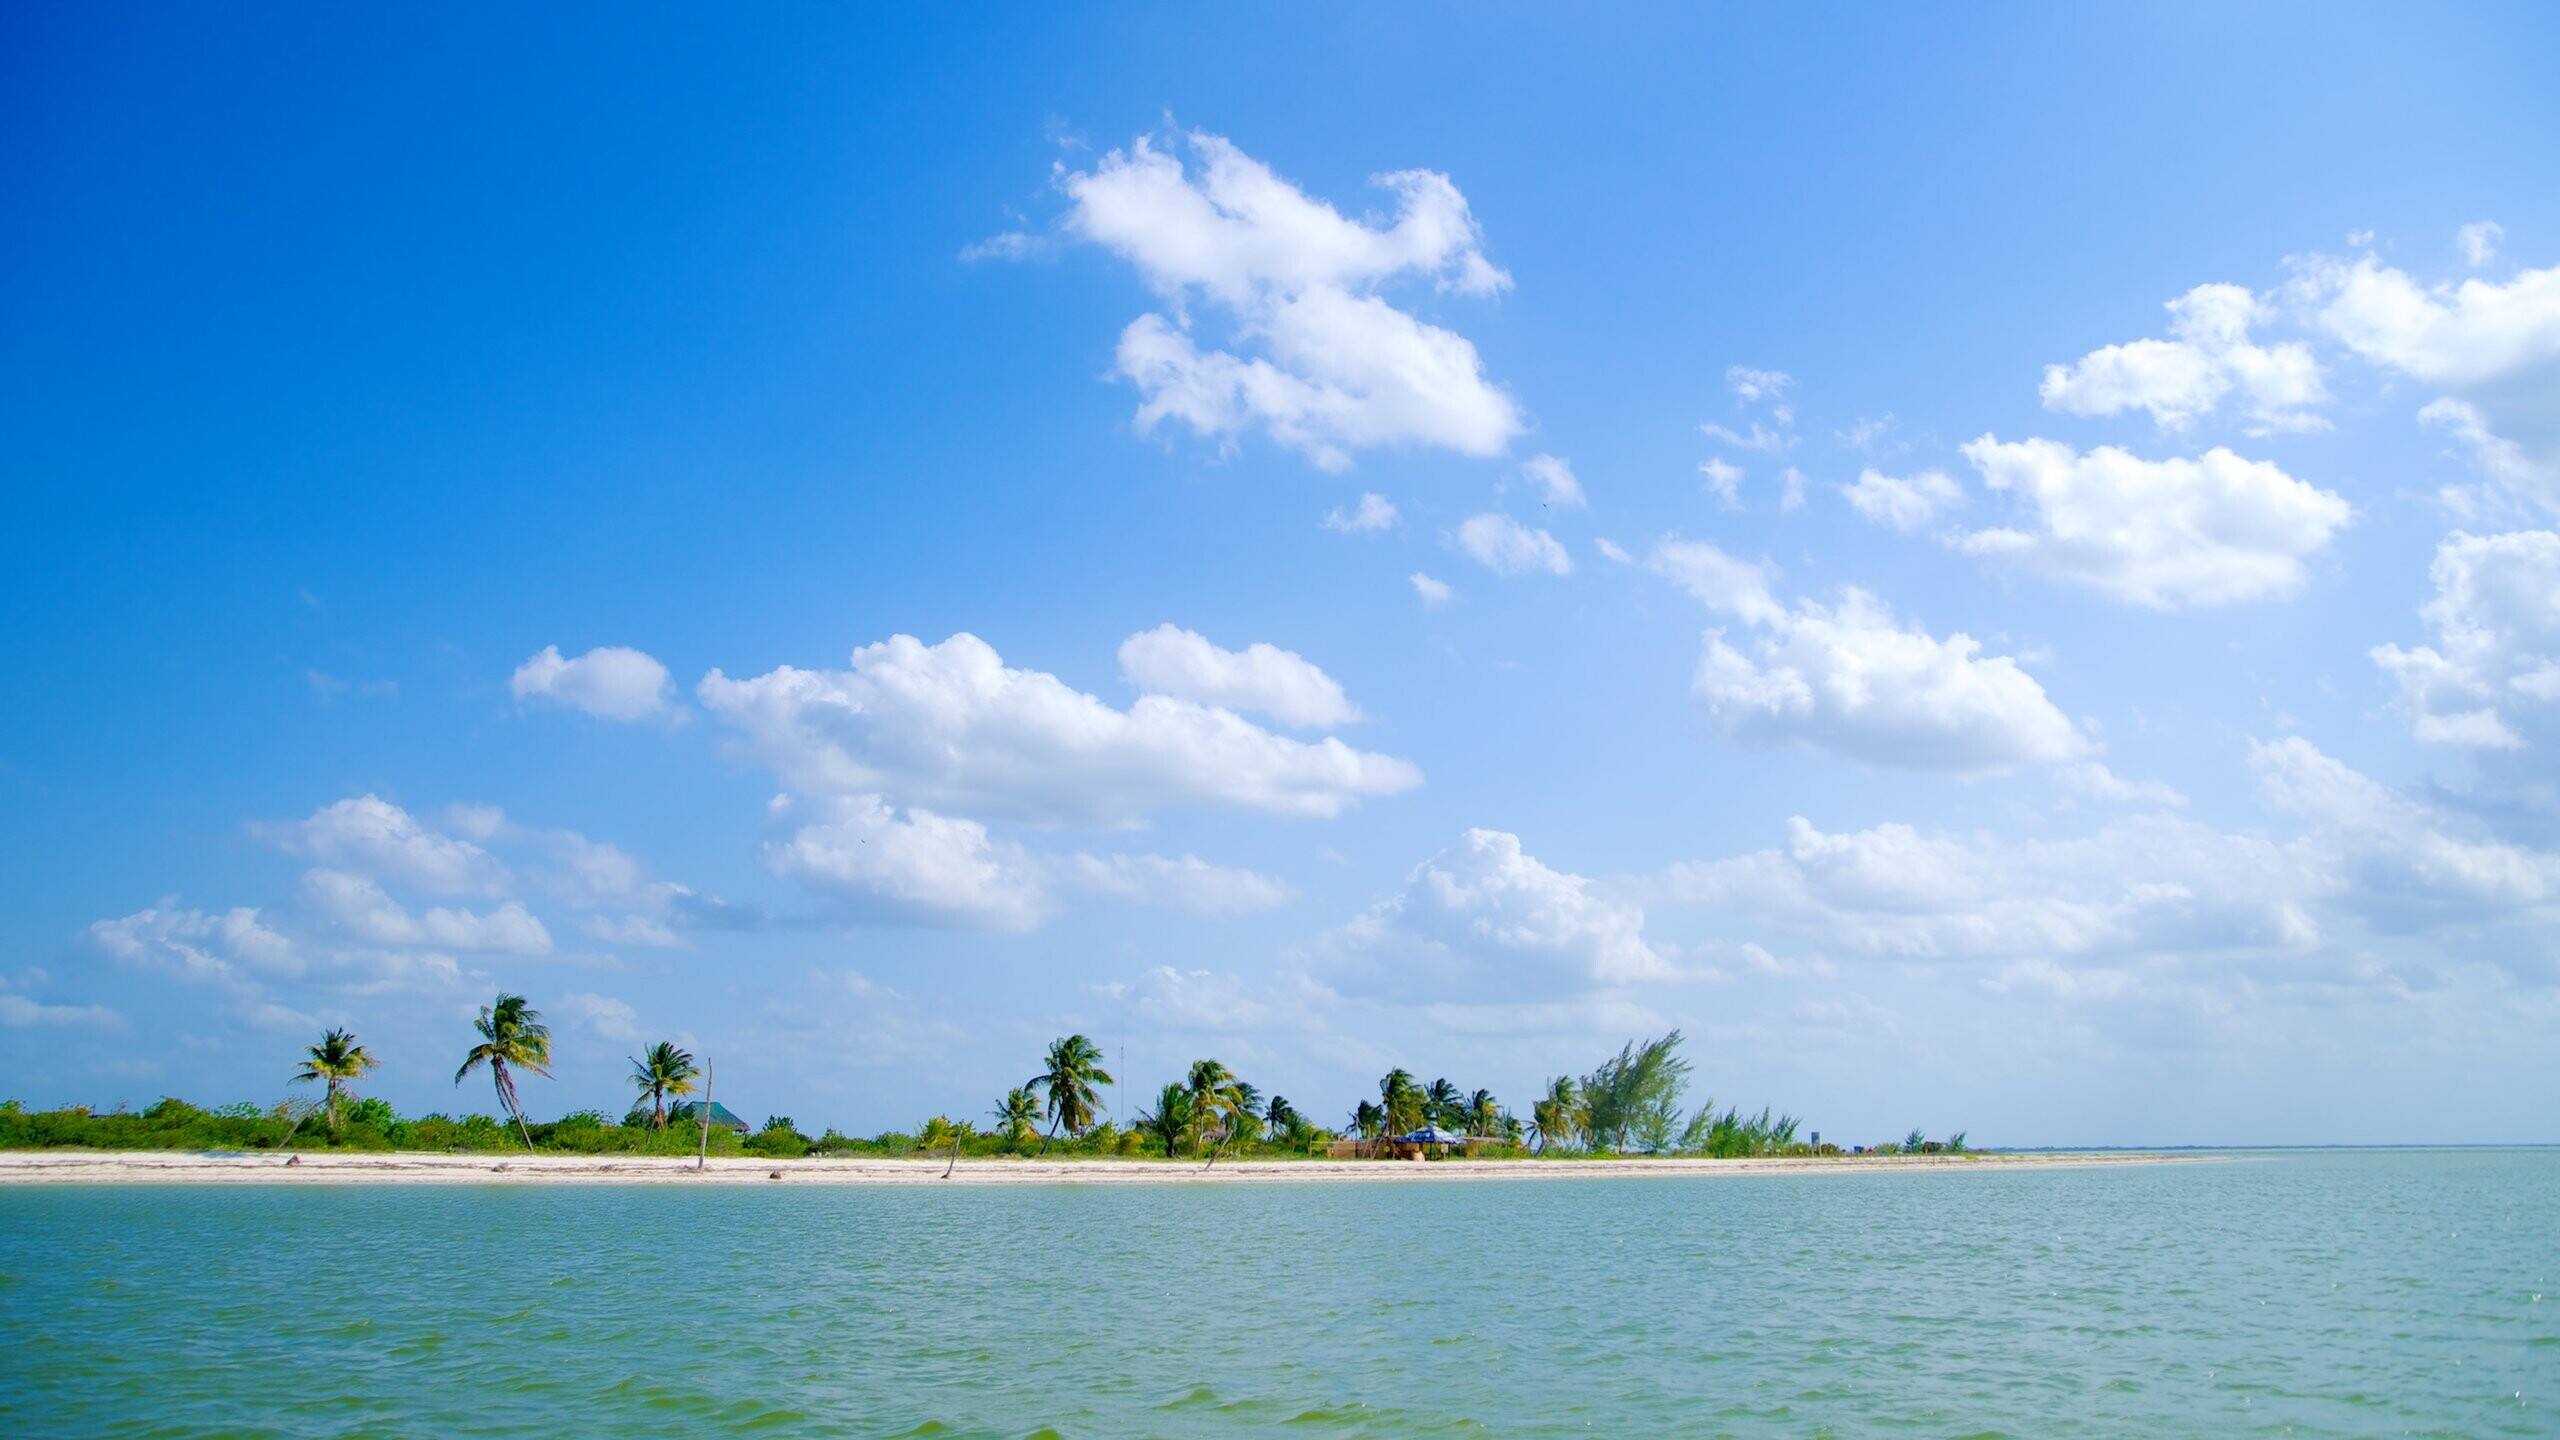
[7,6,2559,1145]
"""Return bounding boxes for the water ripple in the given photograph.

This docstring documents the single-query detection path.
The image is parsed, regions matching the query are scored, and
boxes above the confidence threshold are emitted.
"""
[0,1150,2554,1437]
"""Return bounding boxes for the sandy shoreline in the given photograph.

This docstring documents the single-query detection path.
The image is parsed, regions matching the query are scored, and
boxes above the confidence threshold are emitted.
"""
[0,1149,2196,1186]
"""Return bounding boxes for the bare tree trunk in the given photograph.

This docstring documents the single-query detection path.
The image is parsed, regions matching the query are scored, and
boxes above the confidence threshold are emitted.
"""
[943,1133,961,1179]
[275,1103,308,1155]
[696,1061,714,1172]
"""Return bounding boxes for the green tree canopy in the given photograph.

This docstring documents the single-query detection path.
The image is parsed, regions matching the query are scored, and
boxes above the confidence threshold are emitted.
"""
[291,1027,378,1133]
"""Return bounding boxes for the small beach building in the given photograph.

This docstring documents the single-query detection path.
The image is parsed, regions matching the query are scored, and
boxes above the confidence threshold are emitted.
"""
[665,1100,750,1136]
[1328,1124,1472,1160]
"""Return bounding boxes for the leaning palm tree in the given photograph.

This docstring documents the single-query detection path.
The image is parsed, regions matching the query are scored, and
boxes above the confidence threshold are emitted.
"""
[291,1027,378,1133]
[1027,1034,1114,1149]
[627,1041,698,1129]
[1465,1088,1500,1139]
[453,992,552,1151]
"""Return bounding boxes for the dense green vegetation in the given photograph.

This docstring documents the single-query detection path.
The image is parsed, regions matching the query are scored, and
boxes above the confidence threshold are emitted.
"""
[0,993,1975,1160]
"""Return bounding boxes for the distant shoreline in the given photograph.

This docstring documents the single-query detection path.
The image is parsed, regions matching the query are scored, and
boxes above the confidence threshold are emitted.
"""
[0,1149,2201,1186]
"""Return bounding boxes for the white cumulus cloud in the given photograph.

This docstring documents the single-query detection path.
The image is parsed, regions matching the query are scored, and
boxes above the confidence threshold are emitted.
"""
[698,632,1419,825]
[1522,454,1587,509]
[511,644,676,722]
[1646,737,2560,971]
[1842,467,1965,532]
[1116,624,1360,727]
[253,795,506,896]
[2251,736,2560,923]
[2293,250,2560,511]
[1726,365,1794,407]
[1648,538,2083,774]
[1653,810,2317,962]
[299,869,553,955]
[2457,221,2505,270]
[1700,456,1743,507]
[2372,529,2560,750]
[1348,828,1677,989]
[2040,283,2327,433]
[1695,590,2086,774]
[88,904,298,981]
[1062,130,1521,470]
[1455,513,1572,577]
[1323,492,1400,534]
[764,795,1049,932]
[1957,435,2351,608]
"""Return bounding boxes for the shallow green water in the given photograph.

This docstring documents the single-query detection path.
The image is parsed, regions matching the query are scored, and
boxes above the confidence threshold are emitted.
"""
[0,1150,2553,1437]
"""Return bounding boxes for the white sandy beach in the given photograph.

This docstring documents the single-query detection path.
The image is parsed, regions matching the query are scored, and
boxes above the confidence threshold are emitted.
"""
[0,1150,2194,1186]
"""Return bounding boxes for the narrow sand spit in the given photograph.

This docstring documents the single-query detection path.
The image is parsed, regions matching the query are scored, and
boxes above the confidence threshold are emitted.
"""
[0,1150,2198,1186]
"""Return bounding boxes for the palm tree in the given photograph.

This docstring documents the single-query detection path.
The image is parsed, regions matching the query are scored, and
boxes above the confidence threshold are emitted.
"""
[453,992,552,1151]
[992,1087,1040,1150]
[1349,1099,1384,1138]
[1424,1077,1463,1129]
[1531,1075,1584,1154]
[1465,1088,1500,1139]
[1264,1094,1300,1146]
[291,1027,378,1133]
[627,1041,698,1129]
[1136,1083,1192,1158]
[1186,1059,1251,1166]
[1378,1069,1424,1135]
[918,1115,974,1178]
[1227,1081,1264,1145]
[1027,1034,1114,1148]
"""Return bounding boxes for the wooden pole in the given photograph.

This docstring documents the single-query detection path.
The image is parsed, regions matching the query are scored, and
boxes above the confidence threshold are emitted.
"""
[696,1060,714,1172]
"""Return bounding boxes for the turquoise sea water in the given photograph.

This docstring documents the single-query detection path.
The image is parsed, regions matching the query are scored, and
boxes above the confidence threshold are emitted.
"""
[0,1150,2553,1437]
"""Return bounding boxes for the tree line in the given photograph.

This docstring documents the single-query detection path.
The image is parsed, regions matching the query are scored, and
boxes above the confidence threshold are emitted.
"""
[0,994,1974,1160]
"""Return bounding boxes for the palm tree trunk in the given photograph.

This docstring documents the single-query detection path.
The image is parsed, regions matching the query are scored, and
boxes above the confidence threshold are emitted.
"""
[943,1134,961,1179]
[327,1078,342,1133]
[495,1063,533,1152]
